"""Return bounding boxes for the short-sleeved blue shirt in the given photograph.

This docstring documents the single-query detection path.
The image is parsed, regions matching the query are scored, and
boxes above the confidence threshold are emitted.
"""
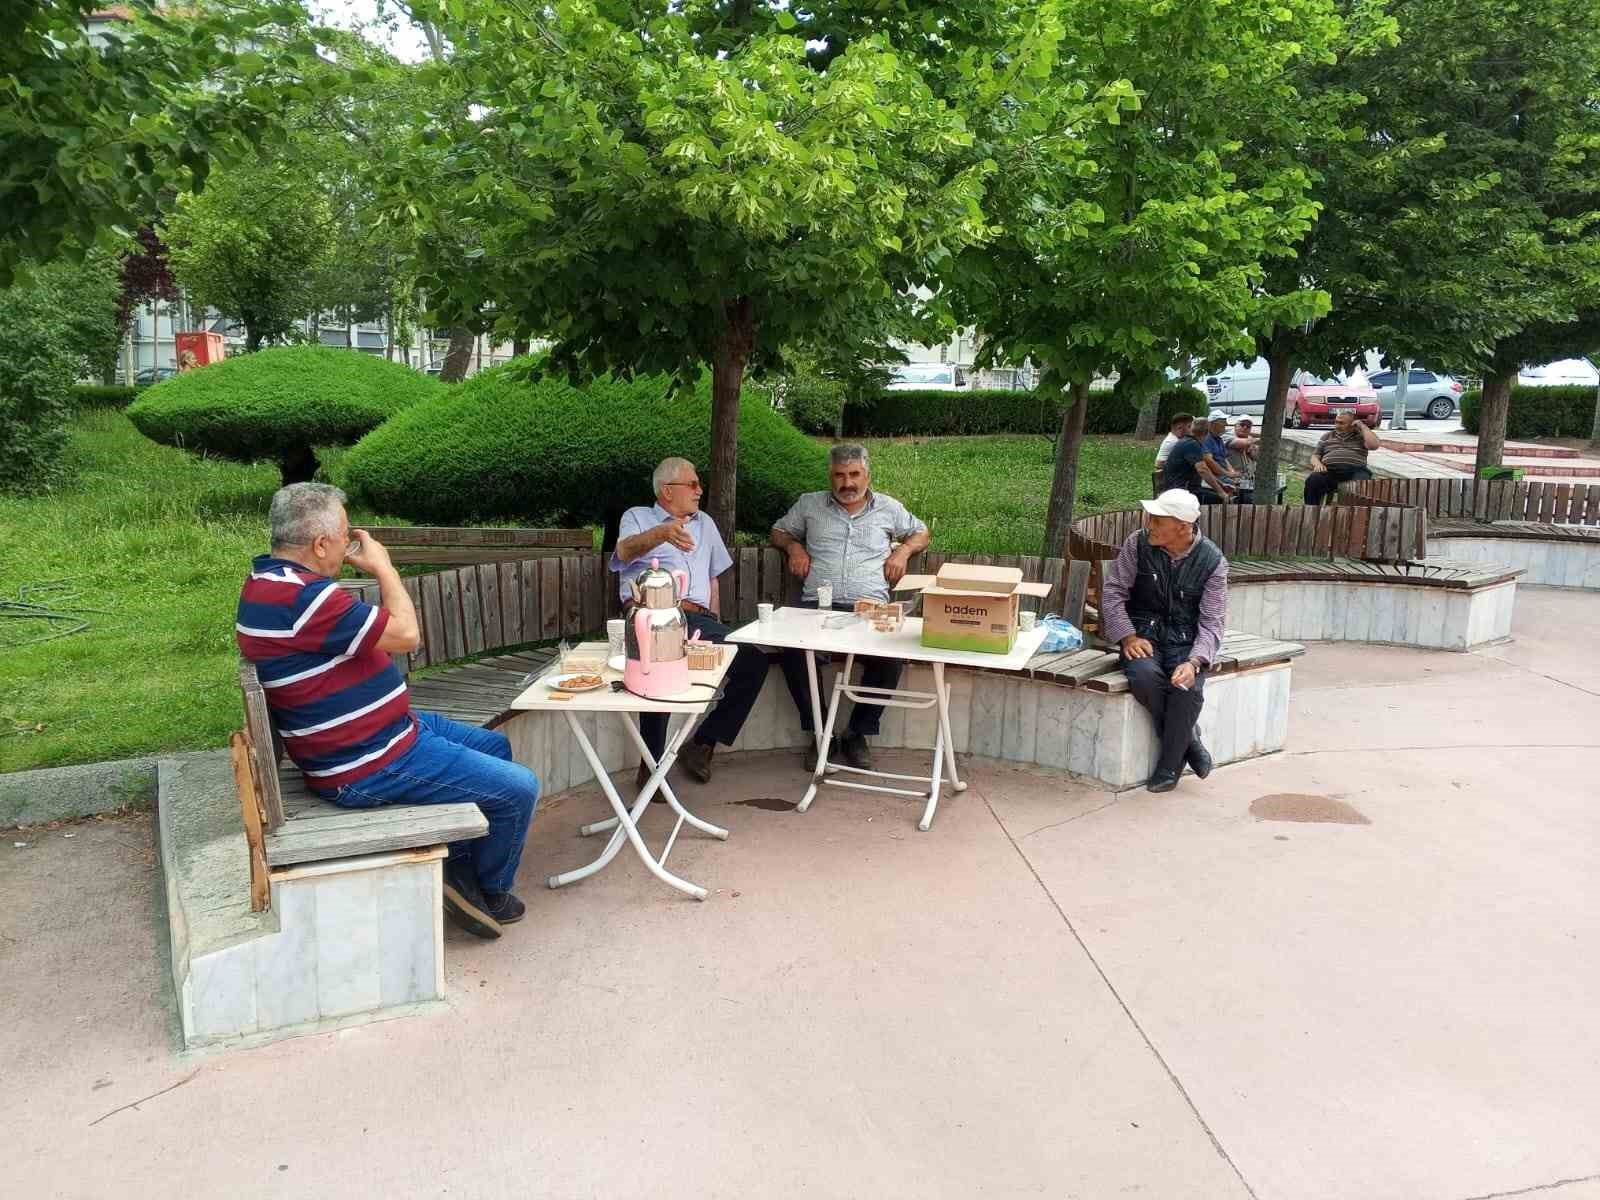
[610,504,732,608]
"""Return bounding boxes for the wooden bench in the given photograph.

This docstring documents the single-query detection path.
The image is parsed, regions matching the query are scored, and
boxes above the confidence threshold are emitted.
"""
[353,525,594,567]
[1339,478,1600,590]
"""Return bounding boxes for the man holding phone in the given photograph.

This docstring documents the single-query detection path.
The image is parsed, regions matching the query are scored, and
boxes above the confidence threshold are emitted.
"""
[1099,489,1230,793]
[236,483,541,941]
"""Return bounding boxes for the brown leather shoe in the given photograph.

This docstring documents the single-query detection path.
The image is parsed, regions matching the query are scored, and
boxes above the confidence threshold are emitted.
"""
[679,740,715,783]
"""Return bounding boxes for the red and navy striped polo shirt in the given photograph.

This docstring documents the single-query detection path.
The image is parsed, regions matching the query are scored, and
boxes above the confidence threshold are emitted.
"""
[236,555,417,792]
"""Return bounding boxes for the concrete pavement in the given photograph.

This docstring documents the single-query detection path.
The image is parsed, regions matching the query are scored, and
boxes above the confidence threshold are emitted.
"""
[3,589,1598,1199]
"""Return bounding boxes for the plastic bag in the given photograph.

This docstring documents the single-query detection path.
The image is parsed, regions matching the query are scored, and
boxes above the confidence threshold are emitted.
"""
[1037,615,1084,654]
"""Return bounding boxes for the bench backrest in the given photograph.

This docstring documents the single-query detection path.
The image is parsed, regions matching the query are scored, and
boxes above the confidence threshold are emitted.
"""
[355,526,594,567]
[339,551,1093,674]
[1339,477,1600,526]
[238,659,286,832]
[1072,503,1427,565]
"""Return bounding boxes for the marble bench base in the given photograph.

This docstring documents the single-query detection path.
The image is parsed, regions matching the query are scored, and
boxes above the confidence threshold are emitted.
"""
[501,660,1294,795]
[1428,538,1600,590]
[1227,578,1517,650]
[159,757,448,1050]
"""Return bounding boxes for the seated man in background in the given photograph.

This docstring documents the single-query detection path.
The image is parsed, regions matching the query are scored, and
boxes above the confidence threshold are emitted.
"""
[612,457,769,786]
[1162,415,1235,504]
[1304,409,1380,504]
[1199,412,1244,501]
[1100,488,1229,794]
[237,483,540,941]
[1155,412,1194,471]
[771,443,930,772]
[1227,417,1260,504]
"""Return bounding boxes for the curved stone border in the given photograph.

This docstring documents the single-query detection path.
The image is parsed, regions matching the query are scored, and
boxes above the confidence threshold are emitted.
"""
[1226,576,1516,650]
[500,660,1293,797]
[1425,534,1600,590]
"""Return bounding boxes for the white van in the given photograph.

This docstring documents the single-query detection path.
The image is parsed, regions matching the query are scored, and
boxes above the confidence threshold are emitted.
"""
[1518,358,1598,388]
[1203,359,1273,416]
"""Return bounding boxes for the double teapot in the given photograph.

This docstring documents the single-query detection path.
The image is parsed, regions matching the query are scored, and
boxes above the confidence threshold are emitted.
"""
[623,559,691,699]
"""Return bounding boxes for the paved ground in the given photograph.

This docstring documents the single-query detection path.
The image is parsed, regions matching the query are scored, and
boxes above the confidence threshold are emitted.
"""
[4,588,1598,1200]
[1282,420,1600,484]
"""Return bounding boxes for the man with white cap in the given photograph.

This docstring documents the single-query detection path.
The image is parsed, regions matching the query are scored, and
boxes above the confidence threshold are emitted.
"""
[1161,411,1235,504]
[1100,488,1230,792]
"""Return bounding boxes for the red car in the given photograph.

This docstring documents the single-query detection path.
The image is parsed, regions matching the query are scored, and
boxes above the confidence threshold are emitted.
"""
[1285,372,1380,428]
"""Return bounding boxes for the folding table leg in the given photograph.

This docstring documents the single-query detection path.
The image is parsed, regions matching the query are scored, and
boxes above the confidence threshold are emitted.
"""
[932,662,967,794]
[797,655,849,813]
[547,712,707,900]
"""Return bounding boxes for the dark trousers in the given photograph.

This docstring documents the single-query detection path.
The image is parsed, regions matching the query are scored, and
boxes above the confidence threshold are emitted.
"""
[639,610,768,759]
[1121,645,1207,778]
[780,601,903,737]
[1304,464,1372,505]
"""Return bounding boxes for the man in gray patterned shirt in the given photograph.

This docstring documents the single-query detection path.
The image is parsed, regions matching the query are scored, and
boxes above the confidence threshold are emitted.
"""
[771,443,930,771]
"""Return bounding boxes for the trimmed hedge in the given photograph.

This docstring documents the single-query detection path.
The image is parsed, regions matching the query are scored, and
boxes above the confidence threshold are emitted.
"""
[773,373,847,435]
[841,385,1207,438]
[127,346,443,483]
[71,384,138,409]
[339,360,829,535]
[1460,385,1597,438]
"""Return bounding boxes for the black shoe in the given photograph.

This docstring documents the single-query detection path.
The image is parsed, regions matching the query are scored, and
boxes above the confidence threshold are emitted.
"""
[839,733,874,771]
[634,761,667,801]
[1146,770,1180,794]
[1185,738,1213,780]
[483,891,526,925]
[679,740,715,783]
[442,864,503,940]
[802,737,833,774]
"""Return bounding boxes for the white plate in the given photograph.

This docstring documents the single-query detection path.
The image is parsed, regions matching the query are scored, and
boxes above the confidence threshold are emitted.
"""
[544,674,607,693]
[607,654,626,672]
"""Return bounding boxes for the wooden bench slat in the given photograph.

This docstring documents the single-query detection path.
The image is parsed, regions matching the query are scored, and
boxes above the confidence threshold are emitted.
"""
[264,803,487,867]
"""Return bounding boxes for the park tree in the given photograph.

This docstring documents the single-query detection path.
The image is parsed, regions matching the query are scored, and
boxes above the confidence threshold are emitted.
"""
[164,158,338,352]
[1,1,308,286]
[1323,0,1600,473]
[112,226,181,383]
[387,0,994,540]
[950,0,1342,557]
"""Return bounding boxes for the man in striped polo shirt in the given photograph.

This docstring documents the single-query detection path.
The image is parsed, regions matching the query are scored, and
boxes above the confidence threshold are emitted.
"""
[237,483,540,940]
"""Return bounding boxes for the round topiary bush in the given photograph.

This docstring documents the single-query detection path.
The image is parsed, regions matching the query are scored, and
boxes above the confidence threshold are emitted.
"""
[339,360,829,537]
[126,345,444,483]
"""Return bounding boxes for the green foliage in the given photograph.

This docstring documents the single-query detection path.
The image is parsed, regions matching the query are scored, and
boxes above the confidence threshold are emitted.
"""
[1459,386,1598,439]
[0,1,307,286]
[339,360,828,533]
[71,385,139,410]
[769,373,848,435]
[845,387,1206,438]
[126,346,442,481]
[0,256,122,493]
[164,160,338,351]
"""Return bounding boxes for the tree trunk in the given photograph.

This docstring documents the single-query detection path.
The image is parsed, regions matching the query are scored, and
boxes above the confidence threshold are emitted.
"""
[512,337,530,359]
[278,444,320,485]
[1587,375,1600,452]
[438,327,475,382]
[245,321,263,353]
[1133,392,1160,440]
[385,307,395,361]
[1041,373,1091,559]
[1474,367,1515,473]
[707,296,755,546]
[1254,344,1294,500]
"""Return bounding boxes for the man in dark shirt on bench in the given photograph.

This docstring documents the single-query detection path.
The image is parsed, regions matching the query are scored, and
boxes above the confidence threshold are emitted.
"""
[1162,416,1235,504]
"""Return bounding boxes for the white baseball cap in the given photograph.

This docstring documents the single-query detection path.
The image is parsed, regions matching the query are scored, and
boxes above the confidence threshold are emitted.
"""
[1141,488,1202,523]
[1207,410,1229,422]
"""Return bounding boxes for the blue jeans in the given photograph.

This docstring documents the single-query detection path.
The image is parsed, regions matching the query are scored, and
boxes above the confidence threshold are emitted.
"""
[331,711,539,895]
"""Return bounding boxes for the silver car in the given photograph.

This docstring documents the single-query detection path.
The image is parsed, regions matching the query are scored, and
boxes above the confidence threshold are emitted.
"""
[1366,367,1462,420]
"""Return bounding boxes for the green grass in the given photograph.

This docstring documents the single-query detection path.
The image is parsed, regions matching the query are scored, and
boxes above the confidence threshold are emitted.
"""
[0,412,394,774]
[1,416,1273,773]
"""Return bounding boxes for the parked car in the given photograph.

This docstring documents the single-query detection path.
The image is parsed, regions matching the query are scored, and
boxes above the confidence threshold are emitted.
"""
[133,366,178,386]
[1518,358,1599,388]
[1366,367,1463,420]
[885,363,968,391]
[1204,358,1272,415]
[1285,372,1379,428]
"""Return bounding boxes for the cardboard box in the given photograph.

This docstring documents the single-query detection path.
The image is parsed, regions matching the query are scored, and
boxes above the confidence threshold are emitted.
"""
[895,563,1051,653]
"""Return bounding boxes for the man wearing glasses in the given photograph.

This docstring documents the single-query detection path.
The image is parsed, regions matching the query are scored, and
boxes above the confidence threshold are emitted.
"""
[611,457,769,786]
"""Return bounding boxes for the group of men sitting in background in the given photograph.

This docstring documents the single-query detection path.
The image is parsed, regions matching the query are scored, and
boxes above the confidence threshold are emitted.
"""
[1157,411,1265,505]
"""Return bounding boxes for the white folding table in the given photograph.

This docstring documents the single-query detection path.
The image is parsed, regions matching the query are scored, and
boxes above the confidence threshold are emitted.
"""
[509,642,734,900]
[727,610,1048,830]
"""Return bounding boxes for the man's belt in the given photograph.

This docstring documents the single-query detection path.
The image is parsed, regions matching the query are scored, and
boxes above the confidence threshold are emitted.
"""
[625,598,714,617]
